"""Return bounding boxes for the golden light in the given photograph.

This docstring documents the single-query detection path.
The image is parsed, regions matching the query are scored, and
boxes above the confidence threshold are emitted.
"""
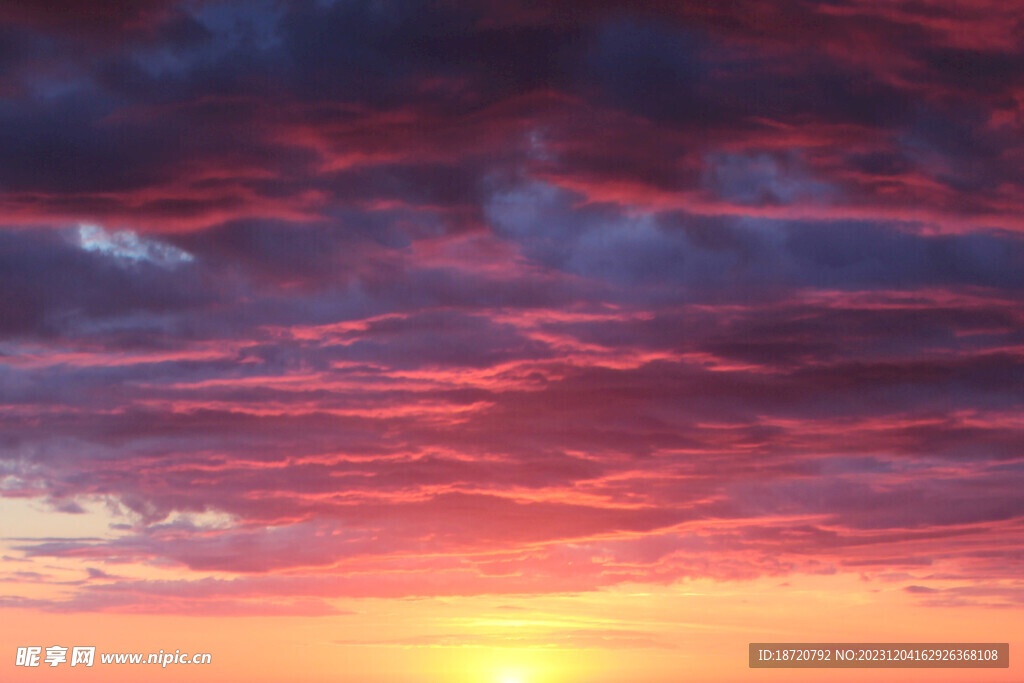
[497,666,527,683]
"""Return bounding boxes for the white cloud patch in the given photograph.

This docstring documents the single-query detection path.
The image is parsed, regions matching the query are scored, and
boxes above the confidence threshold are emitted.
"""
[77,223,194,268]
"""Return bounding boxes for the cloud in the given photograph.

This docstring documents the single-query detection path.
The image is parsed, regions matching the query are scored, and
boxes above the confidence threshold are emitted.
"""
[1,0,1023,613]
[77,223,194,267]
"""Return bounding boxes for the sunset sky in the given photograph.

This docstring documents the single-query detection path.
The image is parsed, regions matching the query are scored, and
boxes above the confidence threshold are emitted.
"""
[1,1,1023,681]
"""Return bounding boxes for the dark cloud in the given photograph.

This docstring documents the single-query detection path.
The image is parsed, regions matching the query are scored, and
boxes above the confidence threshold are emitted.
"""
[0,228,211,338]
[0,0,181,33]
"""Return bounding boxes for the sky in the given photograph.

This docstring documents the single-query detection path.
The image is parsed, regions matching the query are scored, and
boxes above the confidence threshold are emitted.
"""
[1,1,1023,681]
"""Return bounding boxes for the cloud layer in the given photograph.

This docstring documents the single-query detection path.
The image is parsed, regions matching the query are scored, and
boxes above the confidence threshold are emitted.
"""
[1,0,1023,615]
